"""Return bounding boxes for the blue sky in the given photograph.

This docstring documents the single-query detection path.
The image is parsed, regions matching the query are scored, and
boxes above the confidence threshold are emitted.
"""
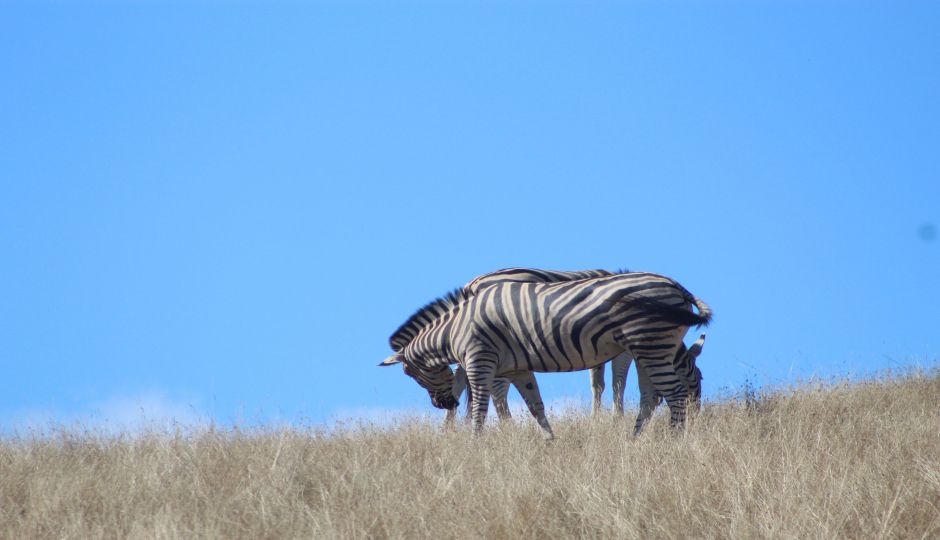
[2,1,937,431]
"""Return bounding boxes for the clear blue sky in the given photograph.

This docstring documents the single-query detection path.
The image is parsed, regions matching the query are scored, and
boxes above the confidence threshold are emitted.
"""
[2,1,937,431]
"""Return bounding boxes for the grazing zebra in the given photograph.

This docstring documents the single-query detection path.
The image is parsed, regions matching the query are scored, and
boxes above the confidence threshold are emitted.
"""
[449,268,617,423]
[591,333,706,431]
[466,269,709,429]
[389,268,709,431]
[396,268,616,425]
[381,272,712,439]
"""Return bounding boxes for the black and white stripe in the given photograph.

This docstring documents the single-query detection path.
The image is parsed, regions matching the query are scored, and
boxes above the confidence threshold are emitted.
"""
[446,365,513,424]
[389,268,616,353]
[464,267,616,294]
[591,333,706,433]
[463,269,708,430]
[450,268,616,423]
[392,268,615,424]
[382,272,712,439]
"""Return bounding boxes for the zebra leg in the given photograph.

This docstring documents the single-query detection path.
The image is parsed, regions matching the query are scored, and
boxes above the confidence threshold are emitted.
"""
[621,331,689,434]
[633,353,688,434]
[633,362,665,434]
[465,353,498,437]
[446,365,469,425]
[610,352,633,416]
[463,380,473,422]
[510,372,554,440]
[491,377,513,422]
[589,364,605,415]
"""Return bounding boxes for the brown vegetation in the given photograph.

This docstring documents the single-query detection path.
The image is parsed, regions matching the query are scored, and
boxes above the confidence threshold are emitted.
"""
[2,368,939,539]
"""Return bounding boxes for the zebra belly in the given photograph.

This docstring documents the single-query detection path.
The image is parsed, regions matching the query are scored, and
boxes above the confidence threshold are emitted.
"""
[508,335,624,374]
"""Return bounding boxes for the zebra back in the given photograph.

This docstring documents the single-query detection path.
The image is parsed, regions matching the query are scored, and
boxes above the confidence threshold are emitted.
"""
[389,268,618,352]
[464,268,616,294]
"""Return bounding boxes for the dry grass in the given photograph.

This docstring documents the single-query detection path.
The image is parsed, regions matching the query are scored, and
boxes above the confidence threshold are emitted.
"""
[2,368,940,540]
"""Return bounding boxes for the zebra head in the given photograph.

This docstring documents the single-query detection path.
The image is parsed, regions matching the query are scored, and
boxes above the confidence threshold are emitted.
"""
[677,332,707,405]
[379,353,459,411]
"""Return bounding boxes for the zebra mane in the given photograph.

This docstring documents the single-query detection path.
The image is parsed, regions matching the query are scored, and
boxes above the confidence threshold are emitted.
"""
[389,287,474,352]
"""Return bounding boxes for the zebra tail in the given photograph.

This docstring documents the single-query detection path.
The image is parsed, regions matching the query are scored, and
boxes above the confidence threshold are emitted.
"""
[689,296,713,326]
[614,295,712,328]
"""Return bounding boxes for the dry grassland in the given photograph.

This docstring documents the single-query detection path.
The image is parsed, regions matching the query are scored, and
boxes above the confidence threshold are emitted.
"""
[2,368,939,540]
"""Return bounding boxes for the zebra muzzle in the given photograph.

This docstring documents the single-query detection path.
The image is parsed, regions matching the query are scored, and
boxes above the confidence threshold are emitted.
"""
[431,392,459,410]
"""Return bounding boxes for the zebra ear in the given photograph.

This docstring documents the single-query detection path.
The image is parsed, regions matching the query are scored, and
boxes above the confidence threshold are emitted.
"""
[378,353,404,367]
[688,333,706,359]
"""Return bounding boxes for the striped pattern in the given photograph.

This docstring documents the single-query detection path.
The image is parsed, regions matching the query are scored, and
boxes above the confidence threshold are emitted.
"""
[591,333,706,433]
[446,365,512,424]
[390,268,614,353]
[454,268,616,422]
[390,268,615,422]
[464,267,615,294]
[384,272,712,439]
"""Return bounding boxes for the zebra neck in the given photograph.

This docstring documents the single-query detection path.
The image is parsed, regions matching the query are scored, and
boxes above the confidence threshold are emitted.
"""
[389,288,472,352]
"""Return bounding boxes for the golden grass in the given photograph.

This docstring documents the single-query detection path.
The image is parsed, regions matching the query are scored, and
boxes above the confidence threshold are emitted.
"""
[2,368,939,540]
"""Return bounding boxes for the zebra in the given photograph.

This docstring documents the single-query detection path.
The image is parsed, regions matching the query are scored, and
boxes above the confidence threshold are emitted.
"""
[394,268,614,425]
[591,332,706,429]
[389,268,709,430]
[444,268,616,424]
[396,268,709,428]
[380,272,712,440]
[457,268,707,427]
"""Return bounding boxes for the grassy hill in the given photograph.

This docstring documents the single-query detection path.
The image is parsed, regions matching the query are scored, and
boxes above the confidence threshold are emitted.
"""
[2,367,939,539]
